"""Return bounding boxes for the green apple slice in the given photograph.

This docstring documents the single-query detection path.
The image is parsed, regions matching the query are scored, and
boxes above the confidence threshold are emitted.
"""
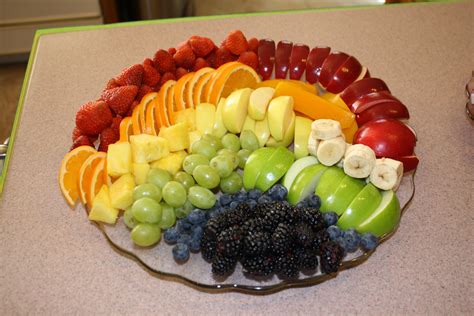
[255,147,295,192]
[288,164,327,205]
[282,156,319,191]
[243,147,276,190]
[338,183,382,230]
[356,190,400,237]
[315,167,346,211]
[322,175,366,215]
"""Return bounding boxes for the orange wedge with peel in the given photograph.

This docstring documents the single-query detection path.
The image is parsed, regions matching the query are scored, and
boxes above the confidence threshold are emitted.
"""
[173,72,195,110]
[185,67,214,108]
[156,80,176,127]
[203,62,239,103]
[138,92,158,134]
[132,103,142,135]
[78,152,107,205]
[119,117,133,142]
[86,158,107,207]
[144,98,159,135]
[58,145,97,207]
[196,70,215,104]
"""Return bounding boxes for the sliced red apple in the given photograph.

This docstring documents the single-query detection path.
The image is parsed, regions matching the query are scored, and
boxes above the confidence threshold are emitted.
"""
[396,155,419,172]
[351,91,404,114]
[356,100,410,125]
[354,118,416,159]
[275,40,293,79]
[289,44,309,80]
[306,46,331,84]
[325,56,363,94]
[319,52,350,88]
[340,78,390,110]
[364,69,371,78]
[257,39,276,80]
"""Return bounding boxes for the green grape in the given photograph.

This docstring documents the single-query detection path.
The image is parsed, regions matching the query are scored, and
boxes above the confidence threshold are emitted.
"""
[131,223,161,247]
[162,181,187,207]
[192,165,220,189]
[220,171,243,194]
[237,149,252,169]
[131,197,162,224]
[188,186,216,209]
[217,149,240,170]
[133,183,162,202]
[209,155,234,178]
[221,133,241,152]
[174,171,195,191]
[174,199,194,218]
[159,203,176,229]
[239,130,260,151]
[191,139,217,160]
[182,154,209,174]
[146,168,172,189]
[123,207,137,229]
[201,134,223,151]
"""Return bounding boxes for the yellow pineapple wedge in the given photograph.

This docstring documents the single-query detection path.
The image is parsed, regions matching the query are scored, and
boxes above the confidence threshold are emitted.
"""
[88,185,119,224]
[109,173,135,210]
[188,130,202,150]
[150,150,187,175]
[107,142,132,177]
[130,134,169,163]
[158,122,190,152]
[174,108,196,131]
[132,162,150,185]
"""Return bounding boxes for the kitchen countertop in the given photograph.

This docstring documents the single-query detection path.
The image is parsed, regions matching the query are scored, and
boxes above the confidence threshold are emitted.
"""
[0,1,473,314]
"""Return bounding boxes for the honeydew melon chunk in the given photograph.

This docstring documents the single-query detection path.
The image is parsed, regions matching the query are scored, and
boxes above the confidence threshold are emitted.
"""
[282,156,319,191]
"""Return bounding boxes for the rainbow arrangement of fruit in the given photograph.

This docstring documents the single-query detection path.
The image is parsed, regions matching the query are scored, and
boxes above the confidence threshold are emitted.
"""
[59,30,418,280]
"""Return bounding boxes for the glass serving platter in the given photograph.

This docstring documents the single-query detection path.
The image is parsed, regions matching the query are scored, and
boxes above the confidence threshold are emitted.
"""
[97,171,415,294]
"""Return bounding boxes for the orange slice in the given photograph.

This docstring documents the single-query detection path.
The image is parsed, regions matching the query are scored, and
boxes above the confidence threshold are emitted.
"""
[194,70,214,105]
[185,67,214,108]
[156,80,176,128]
[87,158,107,207]
[58,146,97,207]
[138,92,158,134]
[132,103,142,135]
[203,62,238,103]
[144,98,160,135]
[78,152,107,205]
[119,117,133,142]
[207,62,261,105]
[173,72,195,110]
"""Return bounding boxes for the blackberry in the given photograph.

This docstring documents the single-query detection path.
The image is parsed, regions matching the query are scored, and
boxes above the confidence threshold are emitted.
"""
[312,230,330,253]
[212,253,237,276]
[241,218,265,235]
[204,216,225,238]
[243,230,271,256]
[319,241,345,274]
[275,251,299,279]
[216,225,243,258]
[221,208,245,227]
[300,207,325,232]
[242,254,275,277]
[272,223,293,255]
[260,201,292,231]
[295,248,318,271]
[294,222,315,248]
[200,233,217,262]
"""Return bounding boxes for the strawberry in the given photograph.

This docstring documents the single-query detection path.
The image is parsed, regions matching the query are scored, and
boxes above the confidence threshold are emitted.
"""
[223,30,248,55]
[215,47,236,67]
[205,50,217,68]
[238,51,258,70]
[173,44,196,69]
[193,57,210,71]
[137,85,153,101]
[153,49,176,74]
[110,117,122,138]
[143,63,161,87]
[168,47,177,56]
[175,67,188,80]
[98,127,118,152]
[248,37,259,53]
[75,100,113,136]
[160,72,176,86]
[143,58,154,67]
[104,78,119,91]
[70,135,94,151]
[189,36,215,57]
[72,126,83,141]
[115,64,143,86]
[126,100,140,117]
[102,85,138,116]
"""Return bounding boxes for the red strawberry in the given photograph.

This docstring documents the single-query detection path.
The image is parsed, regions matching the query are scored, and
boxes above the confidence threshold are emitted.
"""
[205,50,217,68]
[75,100,113,136]
[102,85,138,116]
[110,117,122,138]
[98,127,118,152]
[104,78,119,91]
[223,30,248,55]
[143,63,161,87]
[168,47,177,56]
[173,44,196,69]
[215,47,236,67]
[175,67,188,80]
[126,100,140,117]
[238,51,258,70]
[70,135,94,151]
[193,57,210,71]
[115,64,143,86]
[143,58,154,67]
[248,37,259,53]
[153,49,176,74]
[72,126,83,141]
[137,85,153,101]
[160,72,176,85]
[189,36,215,57]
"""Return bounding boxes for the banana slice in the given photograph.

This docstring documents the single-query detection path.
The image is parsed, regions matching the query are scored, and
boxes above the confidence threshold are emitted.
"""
[345,143,373,156]
[316,136,346,166]
[369,158,404,190]
[343,147,376,178]
[307,135,320,157]
[311,119,342,140]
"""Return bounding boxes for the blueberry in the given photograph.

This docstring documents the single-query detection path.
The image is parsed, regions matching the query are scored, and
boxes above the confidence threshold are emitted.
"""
[360,233,378,251]
[176,219,192,234]
[177,233,192,245]
[267,184,287,201]
[335,236,348,254]
[234,191,248,202]
[257,194,272,204]
[188,209,206,225]
[306,194,321,208]
[248,189,262,200]
[163,227,179,244]
[172,243,190,262]
[295,200,308,209]
[246,199,257,208]
[323,212,338,227]
[229,201,239,209]
[192,226,203,239]
[343,229,361,253]
[219,194,233,206]
[326,225,342,240]
[189,237,201,252]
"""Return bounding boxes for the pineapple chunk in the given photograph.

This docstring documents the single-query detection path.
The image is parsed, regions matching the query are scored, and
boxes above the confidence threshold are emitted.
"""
[130,134,169,163]
[88,185,119,224]
[109,173,135,210]
[150,151,187,175]
[158,122,190,152]
[132,163,150,185]
[107,142,132,177]
[195,103,216,135]
[188,130,202,150]
[174,108,196,131]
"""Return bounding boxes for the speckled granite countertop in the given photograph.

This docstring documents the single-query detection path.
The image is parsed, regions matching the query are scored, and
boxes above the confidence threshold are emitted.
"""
[0,1,473,314]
